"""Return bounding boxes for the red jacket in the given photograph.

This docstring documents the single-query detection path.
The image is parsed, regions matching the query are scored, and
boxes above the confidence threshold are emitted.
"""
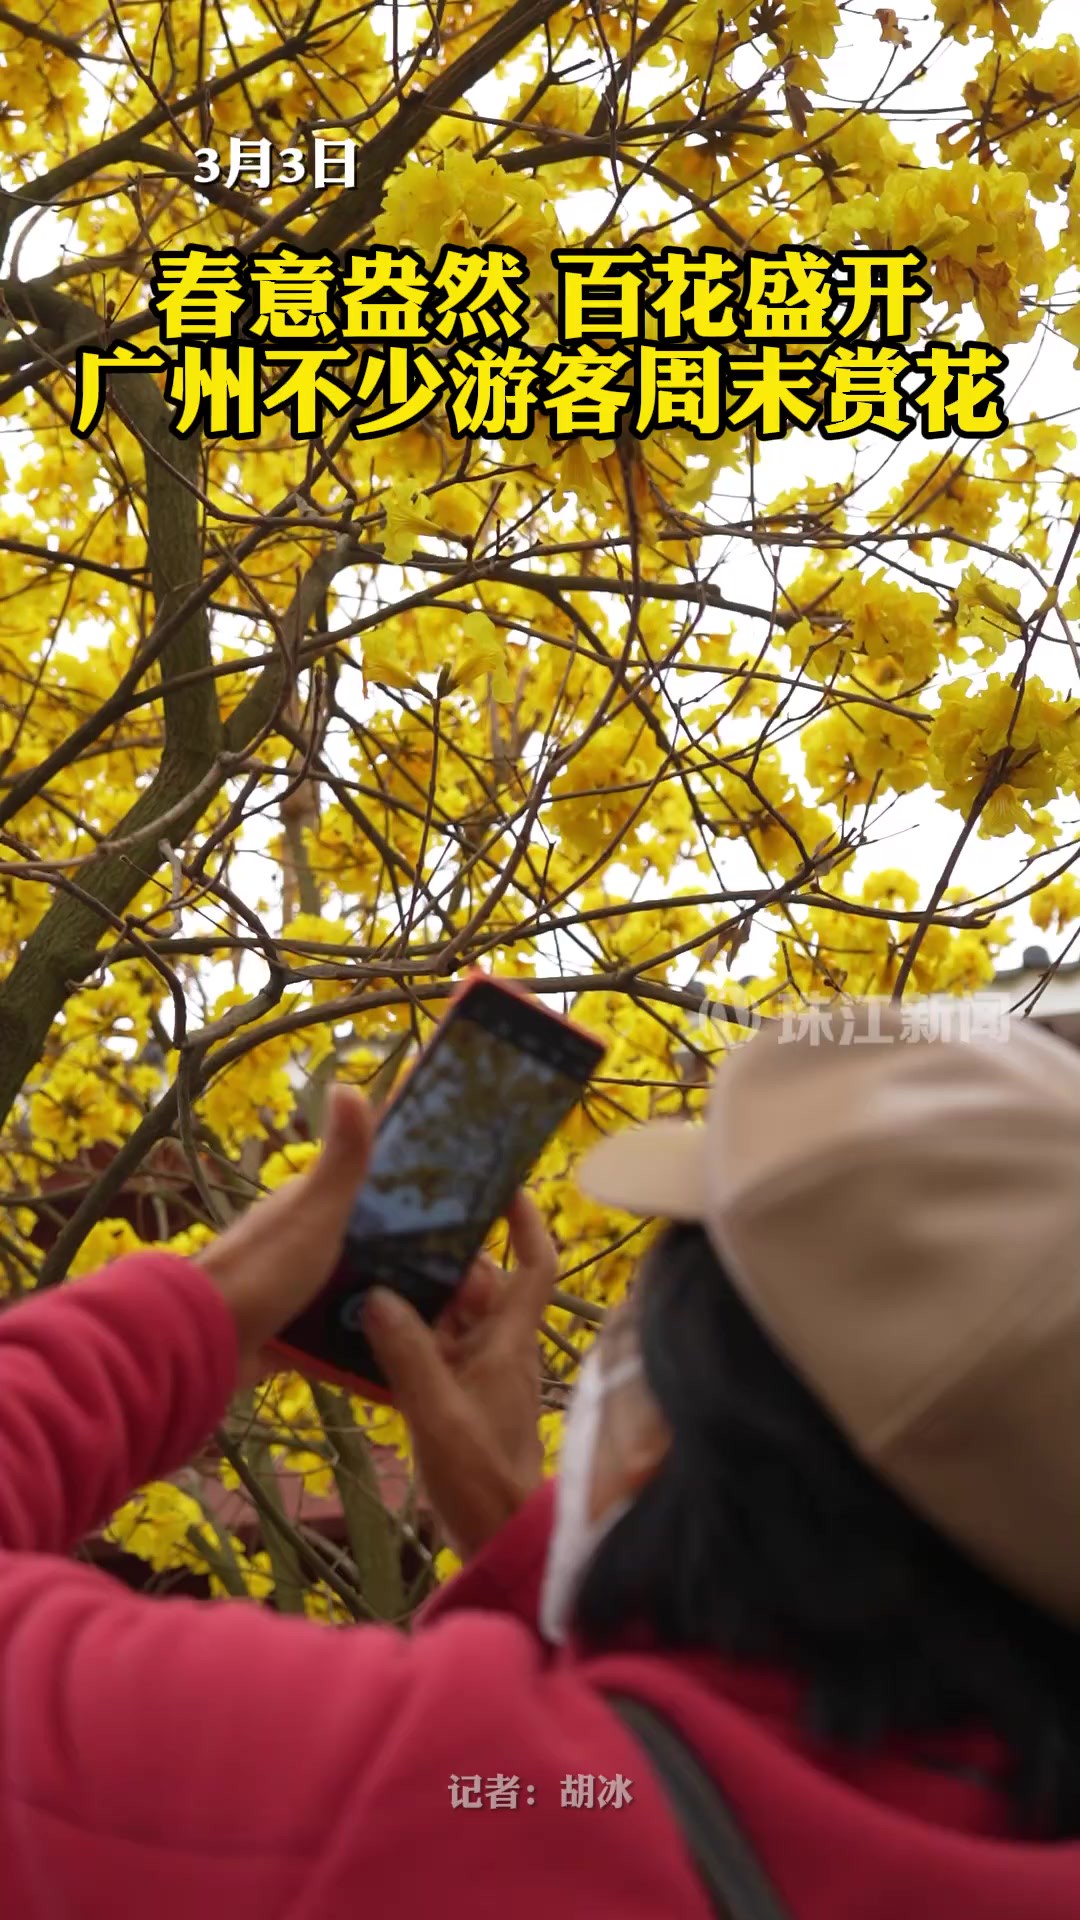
[1,1251,1078,1919]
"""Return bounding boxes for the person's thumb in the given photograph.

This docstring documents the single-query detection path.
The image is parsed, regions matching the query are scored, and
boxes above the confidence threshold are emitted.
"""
[362,1286,455,1426]
[300,1085,375,1230]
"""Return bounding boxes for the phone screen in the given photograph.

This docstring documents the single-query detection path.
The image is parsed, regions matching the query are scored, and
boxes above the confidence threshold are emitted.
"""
[276,986,601,1388]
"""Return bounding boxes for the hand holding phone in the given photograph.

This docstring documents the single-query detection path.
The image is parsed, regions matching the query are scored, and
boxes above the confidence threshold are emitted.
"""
[269,977,604,1401]
[360,1190,558,1556]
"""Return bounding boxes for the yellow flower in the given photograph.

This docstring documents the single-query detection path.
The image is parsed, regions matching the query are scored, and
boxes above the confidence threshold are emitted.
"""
[1026,809,1060,854]
[1002,125,1069,203]
[934,0,1045,41]
[784,0,840,58]
[158,1222,214,1262]
[259,1143,319,1191]
[378,483,433,565]
[192,988,296,1153]
[539,1410,564,1477]
[821,161,1045,345]
[803,700,930,807]
[361,626,417,691]
[105,1482,205,1572]
[303,1587,353,1623]
[928,674,1079,835]
[952,565,1025,664]
[862,870,920,912]
[233,1548,275,1603]
[373,148,559,282]
[980,783,1032,837]
[29,1060,127,1164]
[1032,874,1080,932]
[67,1218,145,1280]
[451,612,516,703]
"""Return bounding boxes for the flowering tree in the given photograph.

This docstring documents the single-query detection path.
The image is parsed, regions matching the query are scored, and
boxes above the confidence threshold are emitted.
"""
[1,0,1078,1612]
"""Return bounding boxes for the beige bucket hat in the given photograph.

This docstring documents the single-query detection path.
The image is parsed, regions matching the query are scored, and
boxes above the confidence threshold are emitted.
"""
[577,999,1080,1626]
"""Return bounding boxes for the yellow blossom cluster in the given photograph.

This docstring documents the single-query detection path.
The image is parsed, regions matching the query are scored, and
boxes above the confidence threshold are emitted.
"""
[820,162,1047,346]
[928,676,1080,838]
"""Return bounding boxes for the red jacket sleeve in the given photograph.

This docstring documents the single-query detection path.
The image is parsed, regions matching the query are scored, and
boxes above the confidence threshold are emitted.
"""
[0,1255,238,1555]
[0,1254,564,1919]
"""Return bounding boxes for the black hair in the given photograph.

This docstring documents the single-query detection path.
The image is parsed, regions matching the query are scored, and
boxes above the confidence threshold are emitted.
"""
[574,1222,1080,1839]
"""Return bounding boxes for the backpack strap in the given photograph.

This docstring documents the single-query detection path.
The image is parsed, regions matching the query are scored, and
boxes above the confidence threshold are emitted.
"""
[604,1692,794,1920]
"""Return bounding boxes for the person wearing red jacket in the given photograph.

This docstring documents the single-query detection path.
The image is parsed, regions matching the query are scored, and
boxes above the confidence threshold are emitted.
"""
[4,998,1080,1918]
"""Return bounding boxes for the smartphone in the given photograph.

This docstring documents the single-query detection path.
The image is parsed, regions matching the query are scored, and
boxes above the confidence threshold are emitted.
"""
[269,976,605,1401]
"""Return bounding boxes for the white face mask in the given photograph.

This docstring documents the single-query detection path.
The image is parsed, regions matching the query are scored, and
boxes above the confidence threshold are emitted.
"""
[538,1347,644,1647]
